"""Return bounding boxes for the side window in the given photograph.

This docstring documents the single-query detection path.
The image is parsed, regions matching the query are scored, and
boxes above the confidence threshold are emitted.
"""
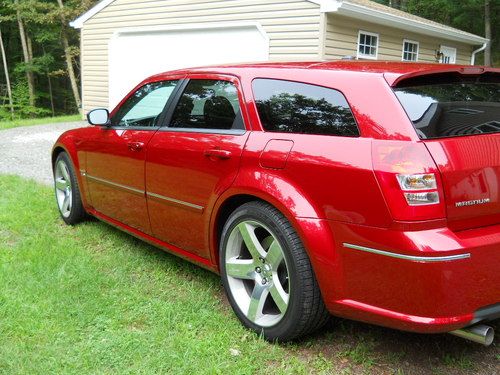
[111,80,178,127]
[169,79,244,131]
[252,79,359,137]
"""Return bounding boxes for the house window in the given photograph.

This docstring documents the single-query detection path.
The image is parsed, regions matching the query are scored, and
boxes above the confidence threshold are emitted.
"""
[439,46,457,64]
[402,40,419,62]
[357,31,379,59]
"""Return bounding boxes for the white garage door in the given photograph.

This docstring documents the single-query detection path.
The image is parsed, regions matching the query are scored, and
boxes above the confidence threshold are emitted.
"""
[108,22,270,109]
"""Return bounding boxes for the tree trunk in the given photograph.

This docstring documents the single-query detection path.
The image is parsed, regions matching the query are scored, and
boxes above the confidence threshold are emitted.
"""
[56,0,82,113]
[27,35,33,61]
[484,0,492,66]
[390,0,402,9]
[47,74,55,117]
[0,28,14,115]
[15,0,36,107]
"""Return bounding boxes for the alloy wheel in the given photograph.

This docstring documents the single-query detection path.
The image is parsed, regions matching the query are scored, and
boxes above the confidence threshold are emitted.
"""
[224,220,290,327]
[54,160,73,218]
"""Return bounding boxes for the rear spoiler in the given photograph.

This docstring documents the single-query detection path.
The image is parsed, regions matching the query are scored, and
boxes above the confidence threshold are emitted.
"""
[385,66,500,87]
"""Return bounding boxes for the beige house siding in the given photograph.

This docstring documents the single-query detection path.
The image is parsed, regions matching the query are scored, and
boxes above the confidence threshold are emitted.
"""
[81,0,321,112]
[325,14,472,64]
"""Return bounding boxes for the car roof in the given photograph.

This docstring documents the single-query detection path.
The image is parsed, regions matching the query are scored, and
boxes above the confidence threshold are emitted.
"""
[149,60,499,85]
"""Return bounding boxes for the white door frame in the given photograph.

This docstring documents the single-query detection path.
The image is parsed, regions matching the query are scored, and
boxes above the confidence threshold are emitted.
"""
[439,45,457,64]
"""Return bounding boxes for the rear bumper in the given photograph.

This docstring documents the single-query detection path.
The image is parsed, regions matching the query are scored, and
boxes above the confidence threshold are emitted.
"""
[297,218,500,333]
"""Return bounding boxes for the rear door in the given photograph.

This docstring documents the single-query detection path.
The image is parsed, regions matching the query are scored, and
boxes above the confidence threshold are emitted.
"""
[85,79,181,233]
[393,72,500,230]
[145,75,250,258]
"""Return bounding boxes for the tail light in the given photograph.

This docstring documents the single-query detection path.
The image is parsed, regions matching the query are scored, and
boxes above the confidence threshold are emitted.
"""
[372,141,446,221]
[397,174,440,206]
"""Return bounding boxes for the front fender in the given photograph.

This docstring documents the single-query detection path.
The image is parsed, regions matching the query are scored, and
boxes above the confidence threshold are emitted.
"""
[52,133,91,211]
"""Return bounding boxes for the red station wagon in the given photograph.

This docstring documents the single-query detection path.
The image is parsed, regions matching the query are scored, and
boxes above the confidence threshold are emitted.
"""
[52,62,500,345]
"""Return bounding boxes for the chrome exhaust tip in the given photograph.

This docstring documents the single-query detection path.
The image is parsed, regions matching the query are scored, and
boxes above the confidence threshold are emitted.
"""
[450,324,494,346]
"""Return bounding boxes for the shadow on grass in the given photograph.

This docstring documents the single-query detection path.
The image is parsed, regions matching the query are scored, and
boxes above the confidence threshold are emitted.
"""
[289,310,499,374]
[82,218,219,282]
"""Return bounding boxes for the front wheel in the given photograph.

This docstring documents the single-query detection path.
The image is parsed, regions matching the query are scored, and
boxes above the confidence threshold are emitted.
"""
[53,152,87,225]
[220,201,329,341]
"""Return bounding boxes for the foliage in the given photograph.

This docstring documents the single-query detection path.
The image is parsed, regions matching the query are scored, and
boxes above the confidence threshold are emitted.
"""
[0,0,99,119]
[9,80,50,118]
[373,0,499,66]
[0,113,80,130]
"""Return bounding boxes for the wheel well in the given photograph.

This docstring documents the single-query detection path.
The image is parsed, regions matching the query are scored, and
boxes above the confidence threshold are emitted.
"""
[51,147,66,168]
[214,194,263,262]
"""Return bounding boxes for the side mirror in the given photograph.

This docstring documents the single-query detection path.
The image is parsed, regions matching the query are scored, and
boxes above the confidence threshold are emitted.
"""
[87,108,110,126]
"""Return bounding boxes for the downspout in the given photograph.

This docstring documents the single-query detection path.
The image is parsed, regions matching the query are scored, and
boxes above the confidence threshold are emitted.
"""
[471,42,488,65]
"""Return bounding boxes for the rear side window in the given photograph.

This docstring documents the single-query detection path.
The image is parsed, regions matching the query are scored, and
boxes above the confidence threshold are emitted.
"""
[252,79,359,137]
[394,75,500,139]
[170,79,244,131]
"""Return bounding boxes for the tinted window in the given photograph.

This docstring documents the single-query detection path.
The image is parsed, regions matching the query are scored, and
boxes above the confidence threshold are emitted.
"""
[394,76,500,139]
[112,81,178,127]
[252,79,359,137]
[170,80,244,131]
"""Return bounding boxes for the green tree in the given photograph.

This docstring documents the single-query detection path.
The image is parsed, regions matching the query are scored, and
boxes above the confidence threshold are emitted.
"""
[0,0,97,119]
[374,0,499,66]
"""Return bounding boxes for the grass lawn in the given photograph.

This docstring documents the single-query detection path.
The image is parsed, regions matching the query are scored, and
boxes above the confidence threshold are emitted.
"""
[0,115,82,131]
[0,175,498,374]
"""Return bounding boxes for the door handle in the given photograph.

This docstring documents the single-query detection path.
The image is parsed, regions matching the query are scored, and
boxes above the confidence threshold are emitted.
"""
[204,149,232,160]
[127,142,145,152]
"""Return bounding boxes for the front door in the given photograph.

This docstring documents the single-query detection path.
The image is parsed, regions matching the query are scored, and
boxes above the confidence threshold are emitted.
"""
[85,79,180,233]
[145,76,249,258]
[440,45,457,64]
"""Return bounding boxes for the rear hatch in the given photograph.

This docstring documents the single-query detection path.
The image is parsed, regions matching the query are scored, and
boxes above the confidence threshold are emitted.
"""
[393,70,500,231]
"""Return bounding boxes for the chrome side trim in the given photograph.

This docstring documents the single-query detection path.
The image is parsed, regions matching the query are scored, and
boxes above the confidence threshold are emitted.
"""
[84,174,203,211]
[147,192,203,212]
[86,174,144,196]
[343,243,471,262]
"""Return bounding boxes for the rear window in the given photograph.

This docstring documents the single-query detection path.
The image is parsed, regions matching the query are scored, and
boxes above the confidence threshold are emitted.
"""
[252,79,359,137]
[394,74,500,139]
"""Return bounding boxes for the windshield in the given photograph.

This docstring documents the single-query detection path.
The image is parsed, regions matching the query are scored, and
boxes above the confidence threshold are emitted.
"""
[394,75,500,139]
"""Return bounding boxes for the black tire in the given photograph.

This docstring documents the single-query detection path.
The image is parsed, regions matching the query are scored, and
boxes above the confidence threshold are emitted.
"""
[220,201,329,341]
[53,152,87,225]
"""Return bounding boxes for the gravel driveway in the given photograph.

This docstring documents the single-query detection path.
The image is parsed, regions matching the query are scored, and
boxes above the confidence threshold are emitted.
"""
[0,121,87,185]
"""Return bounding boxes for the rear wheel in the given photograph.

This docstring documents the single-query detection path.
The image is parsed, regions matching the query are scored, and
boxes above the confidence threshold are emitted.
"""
[54,152,87,225]
[220,201,329,341]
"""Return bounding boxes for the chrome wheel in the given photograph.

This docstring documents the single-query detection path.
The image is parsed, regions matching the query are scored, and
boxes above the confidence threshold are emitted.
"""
[54,160,72,218]
[225,220,290,327]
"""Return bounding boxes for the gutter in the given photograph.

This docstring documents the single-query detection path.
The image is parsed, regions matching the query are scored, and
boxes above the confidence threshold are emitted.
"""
[471,42,488,65]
